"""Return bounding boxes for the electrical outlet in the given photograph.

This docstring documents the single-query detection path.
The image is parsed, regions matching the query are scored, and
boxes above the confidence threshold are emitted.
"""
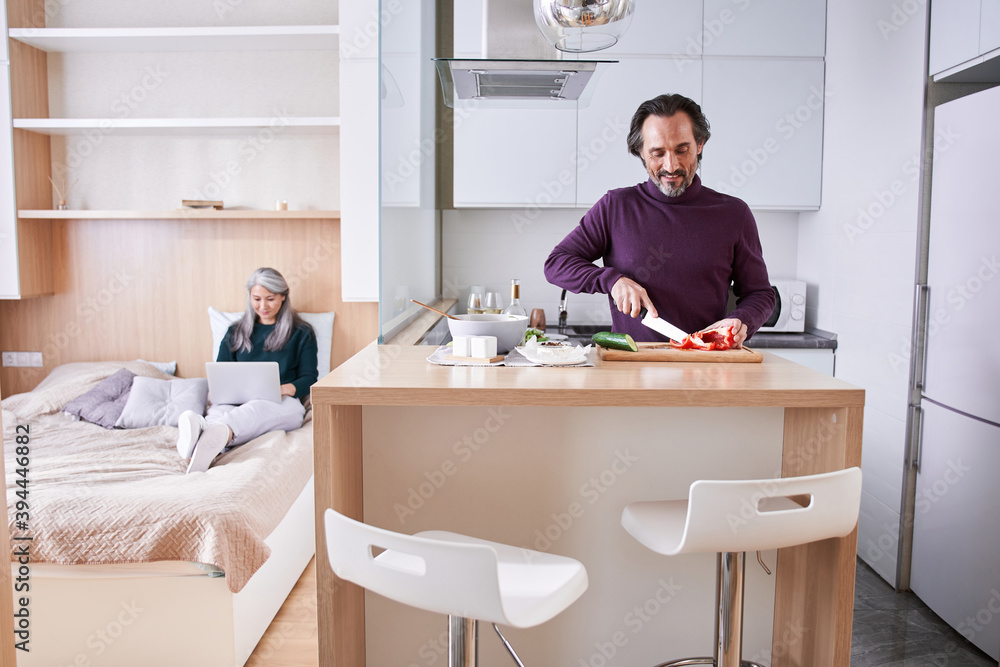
[1,352,42,367]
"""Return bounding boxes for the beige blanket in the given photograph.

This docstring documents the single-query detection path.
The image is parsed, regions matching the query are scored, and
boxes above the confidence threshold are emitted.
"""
[3,361,313,593]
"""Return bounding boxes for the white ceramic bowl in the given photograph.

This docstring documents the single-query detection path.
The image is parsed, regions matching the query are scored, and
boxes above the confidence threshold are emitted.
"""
[447,314,529,355]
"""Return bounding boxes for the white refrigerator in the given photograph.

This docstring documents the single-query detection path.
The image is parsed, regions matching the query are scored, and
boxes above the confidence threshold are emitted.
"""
[908,84,1000,661]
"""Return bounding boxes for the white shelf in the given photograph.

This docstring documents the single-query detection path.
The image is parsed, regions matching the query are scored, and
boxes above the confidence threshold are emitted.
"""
[12,117,340,135]
[18,209,340,219]
[7,25,339,52]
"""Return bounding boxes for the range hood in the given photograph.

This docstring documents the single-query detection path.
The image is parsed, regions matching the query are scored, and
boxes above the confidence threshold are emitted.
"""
[433,58,613,108]
[434,0,625,108]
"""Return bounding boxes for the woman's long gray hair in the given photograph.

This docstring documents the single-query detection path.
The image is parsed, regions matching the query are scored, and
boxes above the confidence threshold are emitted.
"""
[229,267,309,353]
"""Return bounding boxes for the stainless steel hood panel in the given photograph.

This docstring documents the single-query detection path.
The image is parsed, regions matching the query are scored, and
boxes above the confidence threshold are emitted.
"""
[434,0,618,108]
[434,59,607,106]
[485,0,558,59]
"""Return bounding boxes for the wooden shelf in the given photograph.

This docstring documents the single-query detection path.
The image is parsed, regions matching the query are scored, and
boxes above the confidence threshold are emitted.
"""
[7,25,339,53]
[18,209,341,219]
[12,117,340,135]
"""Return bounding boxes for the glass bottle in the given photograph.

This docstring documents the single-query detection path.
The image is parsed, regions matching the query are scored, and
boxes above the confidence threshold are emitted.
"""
[503,279,527,316]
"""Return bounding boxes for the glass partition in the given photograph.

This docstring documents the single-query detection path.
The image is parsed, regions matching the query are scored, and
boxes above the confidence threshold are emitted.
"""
[378,0,440,341]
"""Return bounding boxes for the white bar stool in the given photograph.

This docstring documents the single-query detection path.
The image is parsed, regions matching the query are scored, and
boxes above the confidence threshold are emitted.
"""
[324,508,589,667]
[620,468,862,667]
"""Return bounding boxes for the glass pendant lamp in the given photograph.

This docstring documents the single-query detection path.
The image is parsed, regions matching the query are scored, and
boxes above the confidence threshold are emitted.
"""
[534,0,636,53]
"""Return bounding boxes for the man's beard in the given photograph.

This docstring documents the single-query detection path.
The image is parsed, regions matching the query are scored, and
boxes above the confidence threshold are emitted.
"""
[653,168,695,197]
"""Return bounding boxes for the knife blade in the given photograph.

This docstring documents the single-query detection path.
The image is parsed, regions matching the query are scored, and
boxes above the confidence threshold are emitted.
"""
[639,308,689,342]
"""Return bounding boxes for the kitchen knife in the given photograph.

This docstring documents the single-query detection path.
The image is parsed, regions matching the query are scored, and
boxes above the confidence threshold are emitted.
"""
[639,308,689,342]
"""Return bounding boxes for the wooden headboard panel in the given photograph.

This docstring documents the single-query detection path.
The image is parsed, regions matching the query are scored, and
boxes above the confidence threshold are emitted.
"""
[0,216,379,397]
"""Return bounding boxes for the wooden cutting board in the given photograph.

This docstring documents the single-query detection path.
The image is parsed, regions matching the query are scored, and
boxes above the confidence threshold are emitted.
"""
[598,342,763,363]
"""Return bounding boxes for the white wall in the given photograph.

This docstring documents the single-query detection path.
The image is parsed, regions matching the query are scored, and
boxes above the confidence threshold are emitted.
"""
[796,0,927,583]
[442,207,799,326]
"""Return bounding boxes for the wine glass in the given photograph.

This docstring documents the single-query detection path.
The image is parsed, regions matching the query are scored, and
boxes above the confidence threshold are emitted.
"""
[467,292,484,315]
[483,291,504,314]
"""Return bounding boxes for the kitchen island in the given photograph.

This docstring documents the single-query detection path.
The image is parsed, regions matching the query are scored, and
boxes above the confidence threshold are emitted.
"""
[311,344,864,667]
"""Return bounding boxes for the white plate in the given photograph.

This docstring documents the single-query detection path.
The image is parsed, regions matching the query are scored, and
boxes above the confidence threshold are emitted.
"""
[515,344,589,366]
[543,333,568,341]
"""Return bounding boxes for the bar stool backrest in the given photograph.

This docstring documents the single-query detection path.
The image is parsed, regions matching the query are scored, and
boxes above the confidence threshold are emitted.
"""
[679,467,862,554]
[324,509,508,624]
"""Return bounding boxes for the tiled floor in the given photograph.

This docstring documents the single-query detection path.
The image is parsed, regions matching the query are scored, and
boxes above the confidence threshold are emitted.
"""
[852,559,996,666]
[252,557,999,666]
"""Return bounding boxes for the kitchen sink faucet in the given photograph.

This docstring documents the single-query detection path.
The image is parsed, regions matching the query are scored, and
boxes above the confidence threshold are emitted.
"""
[559,289,568,330]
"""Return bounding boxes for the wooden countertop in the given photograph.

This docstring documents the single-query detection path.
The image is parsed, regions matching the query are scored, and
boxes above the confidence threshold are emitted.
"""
[312,343,864,408]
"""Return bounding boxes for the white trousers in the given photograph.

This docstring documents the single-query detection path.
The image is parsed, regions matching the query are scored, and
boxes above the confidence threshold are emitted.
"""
[206,396,305,447]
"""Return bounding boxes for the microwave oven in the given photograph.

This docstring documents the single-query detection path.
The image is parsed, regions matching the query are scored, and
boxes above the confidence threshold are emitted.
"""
[728,280,807,332]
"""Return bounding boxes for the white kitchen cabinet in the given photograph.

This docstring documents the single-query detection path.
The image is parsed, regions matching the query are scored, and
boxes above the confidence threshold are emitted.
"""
[700,58,825,210]
[340,0,380,302]
[929,0,985,76]
[981,0,1000,55]
[453,107,578,207]
[602,0,704,57]
[339,58,380,302]
[701,0,826,58]
[768,348,834,376]
[450,1,826,211]
[576,57,702,207]
[453,0,485,58]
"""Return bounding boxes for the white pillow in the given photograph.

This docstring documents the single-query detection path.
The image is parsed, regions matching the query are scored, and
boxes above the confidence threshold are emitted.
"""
[299,311,335,377]
[134,359,177,375]
[115,376,209,429]
[207,306,334,377]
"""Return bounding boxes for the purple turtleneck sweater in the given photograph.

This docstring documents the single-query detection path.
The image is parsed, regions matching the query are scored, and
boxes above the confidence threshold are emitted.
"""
[544,175,775,342]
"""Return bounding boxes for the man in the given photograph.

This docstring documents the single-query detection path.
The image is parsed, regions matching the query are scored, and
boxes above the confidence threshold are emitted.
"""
[544,93,775,347]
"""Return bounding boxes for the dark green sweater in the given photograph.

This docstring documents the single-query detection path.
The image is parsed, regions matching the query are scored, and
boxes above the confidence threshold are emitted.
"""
[217,322,318,401]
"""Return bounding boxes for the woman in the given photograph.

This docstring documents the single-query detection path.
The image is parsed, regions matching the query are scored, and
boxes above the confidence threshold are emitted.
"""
[178,267,318,474]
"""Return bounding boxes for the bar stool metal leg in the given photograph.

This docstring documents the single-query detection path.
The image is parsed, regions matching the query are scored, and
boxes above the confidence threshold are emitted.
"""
[716,552,744,667]
[652,552,765,667]
[449,615,478,667]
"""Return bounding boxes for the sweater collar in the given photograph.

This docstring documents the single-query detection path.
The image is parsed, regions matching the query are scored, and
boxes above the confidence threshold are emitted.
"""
[641,173,703,204]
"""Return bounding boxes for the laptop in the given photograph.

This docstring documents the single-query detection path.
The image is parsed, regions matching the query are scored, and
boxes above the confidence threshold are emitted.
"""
[206,362,282,405]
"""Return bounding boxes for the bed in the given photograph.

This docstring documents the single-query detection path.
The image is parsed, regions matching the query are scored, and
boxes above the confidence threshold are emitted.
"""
[3,360,315,667]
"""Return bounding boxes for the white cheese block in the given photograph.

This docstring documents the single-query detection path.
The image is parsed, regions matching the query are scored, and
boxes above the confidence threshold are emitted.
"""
[452,335,472,357]
[470,335,497,359]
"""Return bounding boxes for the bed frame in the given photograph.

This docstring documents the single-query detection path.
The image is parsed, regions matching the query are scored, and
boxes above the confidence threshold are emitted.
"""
[11,477,315,667]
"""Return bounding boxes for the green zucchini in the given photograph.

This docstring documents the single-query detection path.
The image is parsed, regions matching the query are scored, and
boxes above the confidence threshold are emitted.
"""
[592,331,638,352]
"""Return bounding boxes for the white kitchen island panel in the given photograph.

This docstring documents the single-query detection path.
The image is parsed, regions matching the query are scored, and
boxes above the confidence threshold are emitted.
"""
[362,405,784,667]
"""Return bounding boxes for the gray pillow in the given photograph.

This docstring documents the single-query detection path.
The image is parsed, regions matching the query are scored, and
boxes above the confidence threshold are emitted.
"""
[63,368,137,429]
[115,376,209,429]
